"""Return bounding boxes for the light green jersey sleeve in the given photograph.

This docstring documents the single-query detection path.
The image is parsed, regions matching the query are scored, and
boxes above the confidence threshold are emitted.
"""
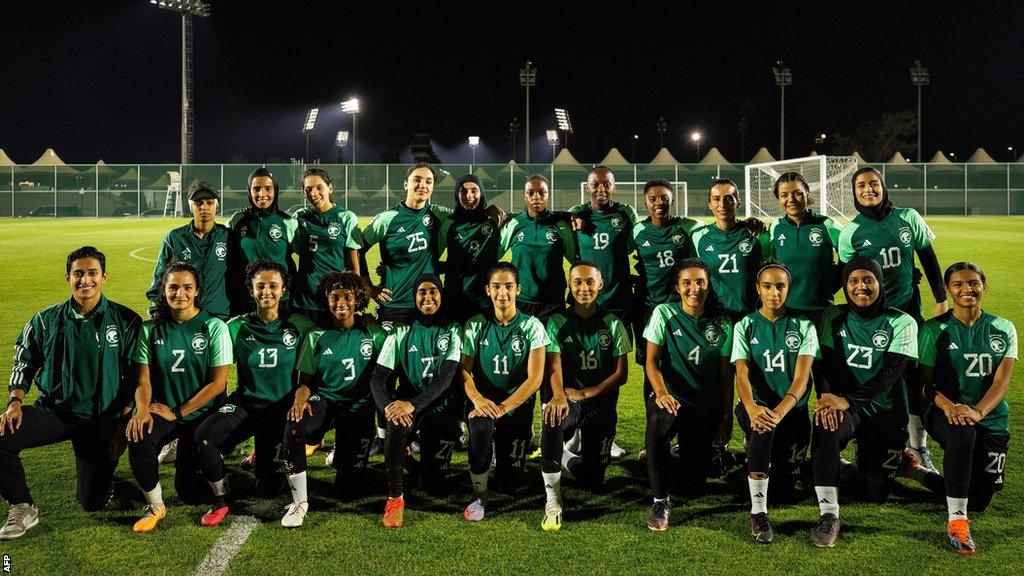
[901,208,935,249]
[376,330,401,370]
[888,312,919,359]
[525,316,551,350]
[132,321,155,364]
[838,221,859,262]
[443,323,463,362]
[227,211,244,230]
[498,218,519,254]
[993,317,1018,359]
[730,316,753,364]
[642,304,671,346]
[719,317,734,357]
[631,220,646,242]
[824,217,843,250]
[766,220,781,258]
[284,217,299,243]
[917,319,943,368]
[288,313,314,342]
[461,315,484,358]
[339,210,363,250]
[681,218,704,235]
[819,305,840,350]
[690,226,710,253]
[545,314,567,354]
[227,315,245,345]
[361,210,397,248]
[206,318,234,366]
[368,323,388,354]
[296,330,324,375]
[624,204,640,226]
[606,314,632,357]
[429,203,454,221]
[796,317,821,358]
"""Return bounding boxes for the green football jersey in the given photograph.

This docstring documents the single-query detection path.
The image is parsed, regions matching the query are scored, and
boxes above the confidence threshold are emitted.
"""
[438,217,503,309]
[228,210,299,275]
[819,304,918,420]
[768,213,843,311]
[691,224,768,318]
[363,202,453,310]
[633,216,704,309]
[296,319,387,411]
[569,201,639,313]
[499,211,579,306]
[377,320,463,412]
[546,308,631,391]
[132,311,234,421]
[227,313,312,404]
[146,222,232,319]
[291,205,363,312]
[642,303,733,406]
[919,311,1017,437]
[731,312,820,408]
[838,207,934,309]
[462,312,550,402]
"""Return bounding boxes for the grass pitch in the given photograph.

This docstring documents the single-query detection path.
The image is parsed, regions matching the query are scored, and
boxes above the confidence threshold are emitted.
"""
[0,216,1022,576]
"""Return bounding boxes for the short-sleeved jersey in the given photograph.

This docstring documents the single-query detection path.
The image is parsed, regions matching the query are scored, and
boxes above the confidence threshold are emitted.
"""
[643,303,733,406]
[768,213,843,311]
[146,222,232,319]
[499,212,579,306]
[838,207,934,309]
[462,312,549,402]
[132,311,233,421]
[633,216,704,309]
[819,304,918,421]
[546,308,631,391]
[438,217,502,310]
[227,313,312,404]
[731,312,820,408]
[691,224,768,319]
[377,320,463,412]
[228,210,299,275]
[291,205,363,312]
[569,202,639,313]
[919,310,1017,437]
[363,202,452,310]
[296,318,387,412]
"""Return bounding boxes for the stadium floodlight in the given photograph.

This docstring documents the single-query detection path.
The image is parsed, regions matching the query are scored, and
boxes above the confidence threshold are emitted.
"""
[300,108,319,163]
[656,117,667,148]
[1009,146,1015,162]
[910,60,929,163]
[468,136,480,168]
[632,134,639,163]
[690,132,702,161]
[341,98,360,163]
[519,62,537,162]
[555,108,573,150]
[336,130,349,163]
[509,118,520,162]
[546,130,559,161]
[772,61,792,160]
[149,0,211,164]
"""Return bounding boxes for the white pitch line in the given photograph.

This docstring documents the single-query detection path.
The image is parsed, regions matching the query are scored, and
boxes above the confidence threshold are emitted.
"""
[129,247,157,263]
[192,515,260,576]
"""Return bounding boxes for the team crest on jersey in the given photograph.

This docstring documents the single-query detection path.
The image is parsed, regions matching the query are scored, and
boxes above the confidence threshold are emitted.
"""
[511,335,525,354]
[105,326,120,346]
[437,334,451,353]
[871,330,889,349]
[327,223,341,238]
[269,224,283,241]
[468,240,481,253]
[990,335,1007,354]
[516,231,525,242]
[672,234,685,246]
[598,330,612,349]
[181,247,193,261]
[545,228,559,244]
[282,329,298,348]
[738,240,753,254]
[215,242,228,260]
[809,229,824,246]
[898,228,912,246]
[704,325,721,345]
[360,339,374,359]
[480,222,494,236]
[610,215,624,230]
[192,334,208,352]
[785,331,801,351]
[218,404,236,414]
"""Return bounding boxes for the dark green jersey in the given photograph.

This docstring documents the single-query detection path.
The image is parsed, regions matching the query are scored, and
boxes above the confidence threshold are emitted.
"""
[839,207,934,309]
[132,311,233,422]
[730,312,820,408]
[919,311,1017,437]
[296,318,386,411]
[643,303,733,406]
[691,224,768,318]
[633,216,704,309]
[569,201,639,312]
[438,217,502,309]
[227,210,300,311]
[9,296,141,421]
[499,212,579,306]
[227,313,312,404]
[545,308,631,391]
[462,312,549,401]
[146,221,232,319]
[377,320,462,412]
[363,202,452,310]
[291,205,363,312]
[768,213,843,311]
[819,304,918,420]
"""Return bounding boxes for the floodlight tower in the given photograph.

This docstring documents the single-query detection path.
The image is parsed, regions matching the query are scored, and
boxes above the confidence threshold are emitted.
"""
[336,130,350,163]
[772,61,792,160]
[301,108,319,162]
[519,62,537,162]
[690,132,702,161]
[656,117,667,149]
[150,0,210,164]
[468,136,480,168]
[910,60,929,163]
[546,130,559,161]
[555,108,573,150]
[341,98,360,163]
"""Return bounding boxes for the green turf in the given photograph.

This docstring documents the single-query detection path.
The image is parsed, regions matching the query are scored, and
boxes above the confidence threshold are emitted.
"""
[0,216,1022,576]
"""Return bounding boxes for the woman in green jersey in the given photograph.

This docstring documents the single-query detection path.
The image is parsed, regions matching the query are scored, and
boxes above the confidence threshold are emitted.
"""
[438,175,503,323]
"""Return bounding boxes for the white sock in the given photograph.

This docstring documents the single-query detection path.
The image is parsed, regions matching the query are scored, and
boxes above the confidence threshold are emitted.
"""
[908,415,926,449]
[653,496,670,505]
[287,472,308,504]
[561,449,579,470]
[749,476,769,515]
[470,471,489,501]
[209,477,229,498]
[947,496,969,521]
[144,483,164,508]
[376,427,386,439]
[542,471,562,504]
[815,486,839,517]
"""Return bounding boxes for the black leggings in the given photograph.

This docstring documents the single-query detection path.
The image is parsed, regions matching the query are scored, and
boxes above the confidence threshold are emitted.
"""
[384,407,460,497]
[128,416,207,504]
[467,399,535,482]
[811,411,907,503]
[540,390,618,487]
[736,402,810,487]
[281,398,373,476]
[645,396,719,499]
[924,404,1007,511]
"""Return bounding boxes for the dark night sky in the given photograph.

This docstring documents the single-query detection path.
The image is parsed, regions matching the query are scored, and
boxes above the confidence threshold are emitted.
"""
[4,2,1024,165]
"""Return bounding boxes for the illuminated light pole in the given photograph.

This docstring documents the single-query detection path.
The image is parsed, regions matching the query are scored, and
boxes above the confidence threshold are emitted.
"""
[656,117,667,149]
[335,130,349,163]
[910,60,929,163]
[546,130,559,161]
[555,108,573,150]
[773,61,792,160]
[519,61,537,162]
[341,98,360,163]
[301,108,318,162]
[690,132,702,162]
[468,136,480,169]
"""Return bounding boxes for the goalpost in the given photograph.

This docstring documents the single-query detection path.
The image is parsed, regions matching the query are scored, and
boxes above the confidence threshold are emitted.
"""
[577,181,690,216]
[744,155,860,222]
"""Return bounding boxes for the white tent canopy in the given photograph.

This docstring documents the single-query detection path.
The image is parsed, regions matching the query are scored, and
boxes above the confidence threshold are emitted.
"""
[888,151,909,164]
[31,148,67,166]
[699,147,730,165]
[0,149,15,166]
[552,148,581,165]
[649,147,679,165]
[966,148,997,164]
[851,151,869,164]
[599,148,630,166]
[748,148,776,164]
[929,151,953,164]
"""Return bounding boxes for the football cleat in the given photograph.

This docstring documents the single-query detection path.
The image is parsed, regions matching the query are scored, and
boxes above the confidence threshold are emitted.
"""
[200,504,230,527]
[281,501,308,528]
[811,513,840,547]
[464,499,486,522]
[133,505,167,534]
[947,518,976,555]
[368,437,385,457]
[897,449,921,478]
[610,441,628,458]
[305,442,323,458]
[325,448,335,467]
[647,500,672,532]
[0,504,39,540]
[909,445,939,474]
[749,512,774,544]
[240,451,255,468]
[541,501,562,532]
[382,496,405,528]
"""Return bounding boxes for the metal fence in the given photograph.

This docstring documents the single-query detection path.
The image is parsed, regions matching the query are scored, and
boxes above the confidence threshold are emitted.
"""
[3,162,1024,219]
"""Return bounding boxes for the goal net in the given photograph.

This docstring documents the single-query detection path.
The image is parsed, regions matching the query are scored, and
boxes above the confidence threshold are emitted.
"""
[744,155,860,222]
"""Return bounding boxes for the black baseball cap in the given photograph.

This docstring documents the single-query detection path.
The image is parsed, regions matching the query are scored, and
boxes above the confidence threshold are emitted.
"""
[188,181,219,202]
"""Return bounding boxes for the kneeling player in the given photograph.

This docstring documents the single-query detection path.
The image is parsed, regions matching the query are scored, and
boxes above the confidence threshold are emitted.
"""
[919,262,1016,555]
[461,263,549,521]
[732,261,818,543]
[370,274,463,527]
[643,259,734,531]
[540,261,630,531]
[280,272,386,528]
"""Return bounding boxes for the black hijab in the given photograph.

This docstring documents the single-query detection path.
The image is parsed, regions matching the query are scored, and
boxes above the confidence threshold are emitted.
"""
[412,273,448,327]
[244,167,287,217]
[451,175,486,222]
[842,256,886,319]
[851,166,894,221]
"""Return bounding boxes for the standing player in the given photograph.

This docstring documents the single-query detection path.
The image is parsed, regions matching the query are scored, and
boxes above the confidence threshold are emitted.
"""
[192,260,311,526]
[540,261,630,531]
[146,182,231,320]
[0,247,141,540]
[643,259,734,531]
[919,262,1016,555]
[291,168,363,316]
[370,274,462,528]
[461,263,549,521]
[127,261,233,533]
[838,167,947,470]
[280,272,386,528]
[731,261,818,543]
[499,175,579,322]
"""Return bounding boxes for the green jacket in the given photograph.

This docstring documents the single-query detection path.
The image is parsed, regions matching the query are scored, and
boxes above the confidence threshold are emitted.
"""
[146,220,232,319]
